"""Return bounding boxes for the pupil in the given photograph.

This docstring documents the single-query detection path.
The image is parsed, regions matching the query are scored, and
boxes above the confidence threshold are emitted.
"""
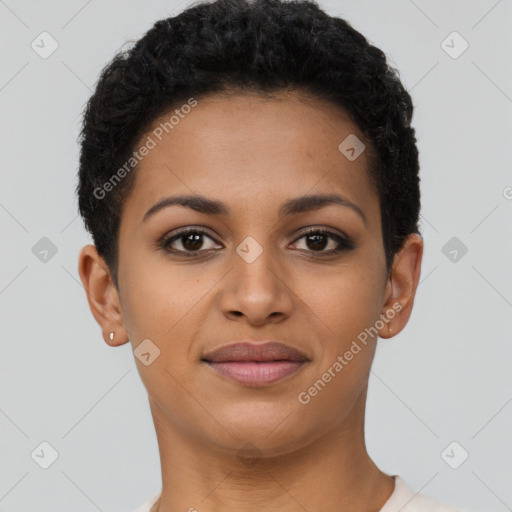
[308,234,327,251]
[183,233,202,251]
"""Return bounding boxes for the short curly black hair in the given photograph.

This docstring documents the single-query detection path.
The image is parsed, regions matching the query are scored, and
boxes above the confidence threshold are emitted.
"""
[76,0,421,289]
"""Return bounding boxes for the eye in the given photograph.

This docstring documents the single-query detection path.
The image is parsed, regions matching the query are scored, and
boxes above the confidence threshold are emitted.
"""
[159,226,355,258]
[291,228,355,255]
[159,228,222,256]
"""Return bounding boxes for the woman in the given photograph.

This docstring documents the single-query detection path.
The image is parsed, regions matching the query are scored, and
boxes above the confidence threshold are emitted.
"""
[76,0,462,510]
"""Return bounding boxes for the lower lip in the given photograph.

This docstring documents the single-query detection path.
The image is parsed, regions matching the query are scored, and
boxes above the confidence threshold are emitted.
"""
[205,361,305,386]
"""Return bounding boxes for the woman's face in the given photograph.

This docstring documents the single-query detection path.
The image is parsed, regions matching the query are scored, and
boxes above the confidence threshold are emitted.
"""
[91,91,420,456]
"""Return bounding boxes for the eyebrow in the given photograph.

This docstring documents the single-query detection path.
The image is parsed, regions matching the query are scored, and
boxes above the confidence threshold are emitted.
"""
[142,193,367,225]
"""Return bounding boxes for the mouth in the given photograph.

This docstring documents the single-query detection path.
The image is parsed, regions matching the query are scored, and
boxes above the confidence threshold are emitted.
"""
[202,341,309,387]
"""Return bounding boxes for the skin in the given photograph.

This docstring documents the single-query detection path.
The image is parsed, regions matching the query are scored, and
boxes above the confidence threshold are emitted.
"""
[78,90,423,511]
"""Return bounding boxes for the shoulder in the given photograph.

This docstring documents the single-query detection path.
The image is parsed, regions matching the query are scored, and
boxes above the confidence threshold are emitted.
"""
[131,491,161,512]
[129,477,465,512]
[379,475,463,512]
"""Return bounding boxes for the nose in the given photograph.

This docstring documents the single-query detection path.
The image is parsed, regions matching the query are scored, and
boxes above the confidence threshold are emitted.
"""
[219,242,293,326]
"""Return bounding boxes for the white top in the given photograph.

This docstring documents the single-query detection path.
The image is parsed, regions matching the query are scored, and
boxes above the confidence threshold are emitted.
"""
[133,475,463,511]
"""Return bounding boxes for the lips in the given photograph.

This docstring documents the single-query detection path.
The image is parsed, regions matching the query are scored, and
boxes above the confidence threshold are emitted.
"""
[202,341,309,386]
[202,341,309,363]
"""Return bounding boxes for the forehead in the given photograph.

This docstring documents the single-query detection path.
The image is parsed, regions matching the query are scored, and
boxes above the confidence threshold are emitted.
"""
[122,90,378,224]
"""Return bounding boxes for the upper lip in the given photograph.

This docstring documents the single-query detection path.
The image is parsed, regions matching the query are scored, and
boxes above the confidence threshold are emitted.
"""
[202,341,309,363]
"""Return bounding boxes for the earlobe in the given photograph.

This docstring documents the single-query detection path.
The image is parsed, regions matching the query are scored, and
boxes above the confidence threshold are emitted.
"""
[378,233,424,339]
[77,244,129,346]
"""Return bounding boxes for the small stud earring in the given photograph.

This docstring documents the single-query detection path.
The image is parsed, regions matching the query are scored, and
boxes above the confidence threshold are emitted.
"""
[109,331,114,341]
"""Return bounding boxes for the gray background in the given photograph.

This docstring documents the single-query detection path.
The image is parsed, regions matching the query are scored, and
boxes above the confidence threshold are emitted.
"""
[0,0,511,511]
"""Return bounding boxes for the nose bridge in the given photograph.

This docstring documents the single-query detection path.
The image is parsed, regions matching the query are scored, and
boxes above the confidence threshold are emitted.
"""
[233,233,281,290]
[220,232,293,322]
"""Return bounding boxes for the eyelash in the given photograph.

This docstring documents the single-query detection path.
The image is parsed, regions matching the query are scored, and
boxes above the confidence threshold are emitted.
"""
[159,227,355,258]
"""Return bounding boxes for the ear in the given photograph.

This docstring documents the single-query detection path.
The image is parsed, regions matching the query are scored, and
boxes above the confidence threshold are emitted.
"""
[378,233,423,339]
[77,244,129,347]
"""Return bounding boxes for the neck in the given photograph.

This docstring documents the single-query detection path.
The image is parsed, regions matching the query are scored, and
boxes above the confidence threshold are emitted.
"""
[148,386,395,512]
[150,389,395,512]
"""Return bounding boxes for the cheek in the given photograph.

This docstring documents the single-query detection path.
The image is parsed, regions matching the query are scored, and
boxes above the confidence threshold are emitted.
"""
[293,268,382,419]
[120,259,216,350]
[119,266,201,401]
[295,264,384,346]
